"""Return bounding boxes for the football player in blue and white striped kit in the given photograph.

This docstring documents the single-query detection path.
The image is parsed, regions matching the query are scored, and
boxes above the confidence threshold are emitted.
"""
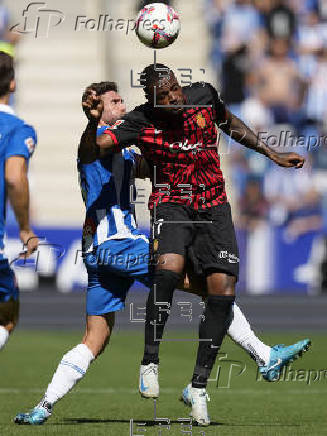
[15,81,150,425]
[0,52,38,353]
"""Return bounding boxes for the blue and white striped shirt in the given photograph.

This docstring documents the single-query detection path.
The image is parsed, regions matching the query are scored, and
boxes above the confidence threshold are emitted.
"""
[78,125,147,254]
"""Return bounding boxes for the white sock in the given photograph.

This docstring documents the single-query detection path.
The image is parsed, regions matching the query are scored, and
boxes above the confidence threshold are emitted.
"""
[43,344,94,405]
[0,326,9,350]
[227,304,271,366]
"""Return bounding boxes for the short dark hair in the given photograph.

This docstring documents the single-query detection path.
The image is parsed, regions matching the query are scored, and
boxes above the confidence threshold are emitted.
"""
[82,81,118,102]
[0,52,14,98]
[141,63,173,98]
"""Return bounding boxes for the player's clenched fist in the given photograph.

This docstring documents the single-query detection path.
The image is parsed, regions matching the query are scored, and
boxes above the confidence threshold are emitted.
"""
[270,151,305,169]
[82,87,104,122]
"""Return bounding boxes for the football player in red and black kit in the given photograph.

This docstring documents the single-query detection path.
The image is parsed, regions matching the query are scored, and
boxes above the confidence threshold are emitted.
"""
[85,64,305,425]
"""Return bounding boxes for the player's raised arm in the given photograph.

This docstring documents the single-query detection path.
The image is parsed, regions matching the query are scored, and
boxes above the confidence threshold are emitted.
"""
[5,156,38,257]
[79,87,108,163]
[220,110,305,169]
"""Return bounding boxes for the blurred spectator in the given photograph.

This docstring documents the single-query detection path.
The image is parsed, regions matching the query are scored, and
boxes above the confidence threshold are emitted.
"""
[253,37,305,127]
[204,0,226,31]
[240,98,273,175]
[317,0,327,20]
[230,150,250,200]
[238,179,269,231]
[253,0,274,15]
[240,97,273,132]
[297,10,322,80]
[221,0,262,53]
[298,10,322,57]
[264,159,322,240]
[305,46,327,128]
[221,44,249,112]
[263,0,297,41]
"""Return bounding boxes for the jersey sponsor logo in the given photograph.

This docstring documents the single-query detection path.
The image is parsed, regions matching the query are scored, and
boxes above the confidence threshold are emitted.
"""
[25,137,35,155]
[107,120,125,130]
[169,139,203,152]
[218,250,239,264]
[196,114,206,129]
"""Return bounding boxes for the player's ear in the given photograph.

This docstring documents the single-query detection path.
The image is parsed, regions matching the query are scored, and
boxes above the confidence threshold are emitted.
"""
[9,79,15,93]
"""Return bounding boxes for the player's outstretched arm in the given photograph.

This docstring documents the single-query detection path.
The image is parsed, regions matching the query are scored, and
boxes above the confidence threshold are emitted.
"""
[220,110,305,169]
[79,87,105,163]
[5,157,38,257]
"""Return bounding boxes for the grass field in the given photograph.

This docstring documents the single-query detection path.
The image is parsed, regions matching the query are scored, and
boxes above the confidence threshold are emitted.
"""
[1,330,326,436]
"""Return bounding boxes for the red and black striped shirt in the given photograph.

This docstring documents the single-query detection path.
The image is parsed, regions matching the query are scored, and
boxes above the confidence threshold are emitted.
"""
[104,82,227,210]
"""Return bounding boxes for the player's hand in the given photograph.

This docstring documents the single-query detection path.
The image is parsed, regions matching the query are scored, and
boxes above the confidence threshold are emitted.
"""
[82,87,104,122]
[270,151,305,169]
[19,230,39,258]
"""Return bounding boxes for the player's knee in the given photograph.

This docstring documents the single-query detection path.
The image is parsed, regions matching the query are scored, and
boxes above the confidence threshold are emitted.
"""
[156,253,184,274]
[206,272,236,296]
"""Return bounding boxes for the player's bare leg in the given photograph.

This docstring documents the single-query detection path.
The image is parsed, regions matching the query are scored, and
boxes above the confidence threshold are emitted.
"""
[14,313,114,425]
[140,253,184,398]
[82,313,115,356]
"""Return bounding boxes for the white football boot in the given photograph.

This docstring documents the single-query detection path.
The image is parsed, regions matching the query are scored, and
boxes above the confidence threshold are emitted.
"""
[139,363,159,398]
[181,383,210,426]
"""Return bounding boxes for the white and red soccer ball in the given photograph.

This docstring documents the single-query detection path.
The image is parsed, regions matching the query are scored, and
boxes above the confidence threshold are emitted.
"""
[136,3,181,49]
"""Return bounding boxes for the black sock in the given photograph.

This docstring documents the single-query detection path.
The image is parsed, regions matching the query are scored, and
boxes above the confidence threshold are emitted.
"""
[142,269,182,365]
[192,295,235,388]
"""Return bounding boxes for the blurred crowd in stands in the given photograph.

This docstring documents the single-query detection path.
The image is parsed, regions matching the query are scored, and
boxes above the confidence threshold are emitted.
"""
[137,0,325,241]
[204,0,327,239]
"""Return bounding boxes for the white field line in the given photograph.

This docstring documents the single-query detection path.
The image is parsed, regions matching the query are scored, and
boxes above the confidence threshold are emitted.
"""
[0,388,325,395]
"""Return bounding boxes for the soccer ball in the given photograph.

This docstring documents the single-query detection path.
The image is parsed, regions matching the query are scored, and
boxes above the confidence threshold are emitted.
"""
[135,3,181,49]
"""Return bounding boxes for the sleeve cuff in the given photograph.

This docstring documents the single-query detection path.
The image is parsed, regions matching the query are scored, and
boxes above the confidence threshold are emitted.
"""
[103,129,118,143]
[5,153,29,161]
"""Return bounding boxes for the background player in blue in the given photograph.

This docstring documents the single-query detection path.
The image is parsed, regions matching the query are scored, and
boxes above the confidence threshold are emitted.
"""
[15,80,310,426]
[0,52,38,353]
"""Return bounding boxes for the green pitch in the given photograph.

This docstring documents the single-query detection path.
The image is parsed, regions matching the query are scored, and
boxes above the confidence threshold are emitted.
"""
[1,330,326,436]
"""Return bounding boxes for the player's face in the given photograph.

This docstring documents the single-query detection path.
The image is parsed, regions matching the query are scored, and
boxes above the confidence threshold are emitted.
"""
[101,91,126,124]
[151,73,184,116]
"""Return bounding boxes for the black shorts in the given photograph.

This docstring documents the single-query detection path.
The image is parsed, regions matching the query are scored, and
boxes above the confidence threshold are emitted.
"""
[152,202,239,280]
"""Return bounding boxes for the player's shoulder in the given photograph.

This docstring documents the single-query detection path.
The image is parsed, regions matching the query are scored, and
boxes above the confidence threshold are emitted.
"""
[122,104,154,126]
[183,82,222,106]
[2,112,37,138]
[17,120,37,138]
